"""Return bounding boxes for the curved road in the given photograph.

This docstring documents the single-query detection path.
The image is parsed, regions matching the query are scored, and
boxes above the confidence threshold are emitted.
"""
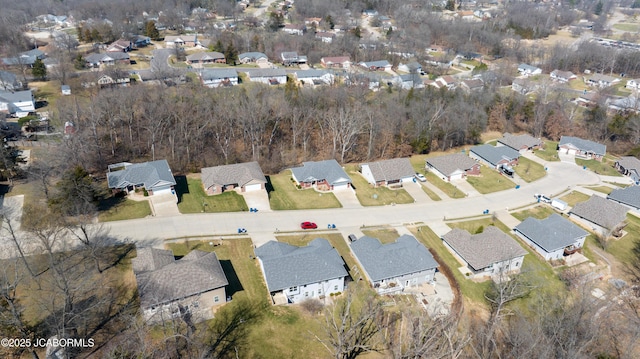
[103,158,603,245]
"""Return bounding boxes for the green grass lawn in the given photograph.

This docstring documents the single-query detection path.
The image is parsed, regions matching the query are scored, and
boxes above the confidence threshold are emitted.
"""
[559,191,590,206]
[176,177,248,213]
[345,166,414,206]
[447,217,511,234]
[267,172,342,210]
[514,157,546,182]
[98,198,152,222]
[466,166,516,194]
[362,227,400,243]
[606,213,640,265]
[613,23,640,31]
[277,233,364,280]
[425,171,466,199]
[413,225,492,305]
[585,185,614,195]
[575,157,621,177]
[420,183,442,201]
[535,141,560,162]
[511,205,556,222]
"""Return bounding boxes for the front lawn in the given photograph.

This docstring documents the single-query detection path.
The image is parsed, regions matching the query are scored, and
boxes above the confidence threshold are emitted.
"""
[98,198,152,222]
[575,157,622,177]
[559,191,590,206]
[447,217,511,234]
[420,183,442,201]
[585,185,614,195]
[466,166,516,194]
[535,141,560,162]
[361,227,400,243]
[346,166,414,206]
[267,172,342,210]
[425,171,466,199]
[514,156,546,182]
[176,176,249,213]
[511,205,556,222]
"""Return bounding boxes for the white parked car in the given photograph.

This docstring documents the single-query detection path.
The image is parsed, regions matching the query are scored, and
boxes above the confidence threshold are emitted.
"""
[415,173,427,182]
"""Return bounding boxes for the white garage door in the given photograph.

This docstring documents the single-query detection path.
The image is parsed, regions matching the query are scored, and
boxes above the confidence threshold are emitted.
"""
[153,186,173,195]
[567,149,577,155]
[245,183,262,192]
[333,183,349,190]
[449,173,464,181]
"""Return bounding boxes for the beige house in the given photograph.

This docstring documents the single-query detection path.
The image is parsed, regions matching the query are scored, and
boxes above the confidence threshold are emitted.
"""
[201,161,267,195]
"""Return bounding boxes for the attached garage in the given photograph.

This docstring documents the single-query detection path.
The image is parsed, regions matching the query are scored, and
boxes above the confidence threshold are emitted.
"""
[152,186,174,196]
[244,183,263,192]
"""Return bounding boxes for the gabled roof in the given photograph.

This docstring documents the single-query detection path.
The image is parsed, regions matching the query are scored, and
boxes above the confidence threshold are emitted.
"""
[589,73,619,83]
[238,52,268,60]
[107,160,176,190]
[0,71,18,86]
[360,60,391,68]
[608,185,640,209]
[570,196,628,230]
[255,238,348,292]
[558,136,606,155]
[514,214,588,252]
[200,69,238,81]
[461,79,483,90]
[186,51,225,62]
[295,69,330,79]
[132,247,176,273]
[361,158,414,183]
[2,49,45,66]
[518,63,541,72]
[242,68,287,78]
[470,144,520,166]
[281,51,299,60]
[85,52,130,63]
[550,69,576,80]
[350,235,438,282]
[201,161,266,189]
[165,35,197,42]
[497,133,542,151]
[0,89,33,104]
[133,248,228,308]
[290,159,351,186]
[321,56,350,64]
[427,153,478,177]
[441,226,527,271]
[616,156,640,173]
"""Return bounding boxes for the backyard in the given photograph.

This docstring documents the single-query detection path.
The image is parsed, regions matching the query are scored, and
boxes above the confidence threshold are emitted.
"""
[606,213,640,266]
[346,166,414,206]
[267,172,342,210]
[466,166,516,194]
[176,176,249,213]
[535,141,560,162]
[575,157,621,177]
[514,157,546,182]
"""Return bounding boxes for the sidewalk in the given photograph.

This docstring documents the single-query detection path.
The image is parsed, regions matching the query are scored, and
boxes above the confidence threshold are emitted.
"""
[494,210,521,230]
[422,181,450,200]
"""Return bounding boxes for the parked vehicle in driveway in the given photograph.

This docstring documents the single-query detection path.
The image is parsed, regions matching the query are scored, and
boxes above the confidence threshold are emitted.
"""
[534,194,551,203]
[301,221,318,229]
[415,173,427,182]
[551,199,568,211]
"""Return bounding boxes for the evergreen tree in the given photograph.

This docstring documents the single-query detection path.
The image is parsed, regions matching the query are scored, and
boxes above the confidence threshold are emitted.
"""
[213,40,224,52]
[74,54,85,70]
[84,28,92,42]
[77,26,84,42]
[445,0,456,11]
[594,0,603,15]
[224,43,238,65]
[352,26,361,38]
[31,58,46,80]
[145,21,160,40]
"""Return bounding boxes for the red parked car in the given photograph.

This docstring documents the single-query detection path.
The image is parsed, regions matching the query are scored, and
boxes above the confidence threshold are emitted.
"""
[300,222,318,229]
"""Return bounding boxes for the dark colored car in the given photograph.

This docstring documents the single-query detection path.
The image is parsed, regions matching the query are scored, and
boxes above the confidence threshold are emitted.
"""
[301,222,318,229]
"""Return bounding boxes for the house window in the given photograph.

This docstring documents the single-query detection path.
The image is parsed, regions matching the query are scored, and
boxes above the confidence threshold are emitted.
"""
[318,288,322,294]
[214,296,219,303]
[290,286,298,292]
[303,285,307,288]
[515,262,520,267]
[334,285,338,291]
[305,292,309,297]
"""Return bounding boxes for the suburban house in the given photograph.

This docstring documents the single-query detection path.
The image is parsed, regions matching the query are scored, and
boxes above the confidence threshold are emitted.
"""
[2,49,45,67]
[320,56,351,69]
[107,159,177,197]
[238,52,269,64]
[587,73,620,88]
[315,32,335,43]
[0,70,21,90]
[550,70,577,83]
[132,247,228,322]
[607,95,640,112]
[558,136,606,161]
[280,52,307,66]
[106,39,132,52]
[241,69,287,85]
[304,17,323,26]
[0,89,35,117]
[426,153,481,182]
[200,69,238,88]
[517,63,542,77]
[96,74,130,87]
[496,133,543,153]
[608,185,640,210]
[290,159,352,190]
[84,52,130,68]
[350,235,438,294]
[469,144,520,169]
[514,214,588,261]
[359,60,392,71]
[294,69,334,86]
[626,78,640,91]
[615,156,640,183]
[255,239,348,304]
[397,62,422,74]
[201,161,267,195]
[431,75,457,90]
[164,35,198,47]
[186,51,225,64]
[360,158,415,187]
[460,79,484,92]
[569,196,628,236]
[511,77,538,95]
[282,23,305,35]
[347,72,382,91]
[61,85,71,95]
[391,74,422,90]
[133,35,151,48]
[441,226,527,278]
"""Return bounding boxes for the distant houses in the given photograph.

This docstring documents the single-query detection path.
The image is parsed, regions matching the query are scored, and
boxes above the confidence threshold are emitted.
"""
[614,156,640,183]
[517,63,542,77]
[608,185,640,210]
[359,60,392,72]
[200,69,238,88]
[321,56,351,69]
[241,69,287,85]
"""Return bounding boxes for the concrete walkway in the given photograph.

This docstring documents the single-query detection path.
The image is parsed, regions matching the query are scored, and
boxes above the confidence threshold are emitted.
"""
[451,179,481,197]
[494,210,522,231]
[242,191,272,212]
[403,181,432,203]
[422,181,450,200]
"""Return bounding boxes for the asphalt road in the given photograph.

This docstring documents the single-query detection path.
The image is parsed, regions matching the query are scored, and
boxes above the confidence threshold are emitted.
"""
[103,158,601,245]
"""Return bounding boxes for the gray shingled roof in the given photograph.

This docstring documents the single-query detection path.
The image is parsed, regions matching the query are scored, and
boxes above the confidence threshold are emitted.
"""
[441,226,527,271]
[186,51,224,62]
[361,60,391,68]
[295,69,329,79]
[514,214,588,253]
[0,89,32,104]
[570,196,628,230]
[85,52,130,63]
[238,52,267,61]
[470,144,520,167]
[133,248,228,308]
[616,156,640,173]
[350,235,438,282]
[608,186,640,209]
[241,68,287,78]
[200,69,238,81]
[497,133,542,151]
[0,71,18,87]
[132,247,176,273]
[559,136,606,156]
[426,153,478,177]
[290,159,351,186]
[107,160,176,191]
[201,161,267,190]
[518,63,541,72]
[255,238,348,292]
[361,158,414,183]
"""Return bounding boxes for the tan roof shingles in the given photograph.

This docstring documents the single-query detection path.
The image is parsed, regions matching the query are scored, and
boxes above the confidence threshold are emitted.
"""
[361,158,414,183]
[569,196,628,230]
[426,153,478,177]
[201,161,267,191]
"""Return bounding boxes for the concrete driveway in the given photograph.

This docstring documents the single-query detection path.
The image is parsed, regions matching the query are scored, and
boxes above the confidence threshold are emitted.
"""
[242,190,272,212]
[333,188,362,209]
[451,179,481,197]
[403,181,431,203]
[149,194,180,217]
